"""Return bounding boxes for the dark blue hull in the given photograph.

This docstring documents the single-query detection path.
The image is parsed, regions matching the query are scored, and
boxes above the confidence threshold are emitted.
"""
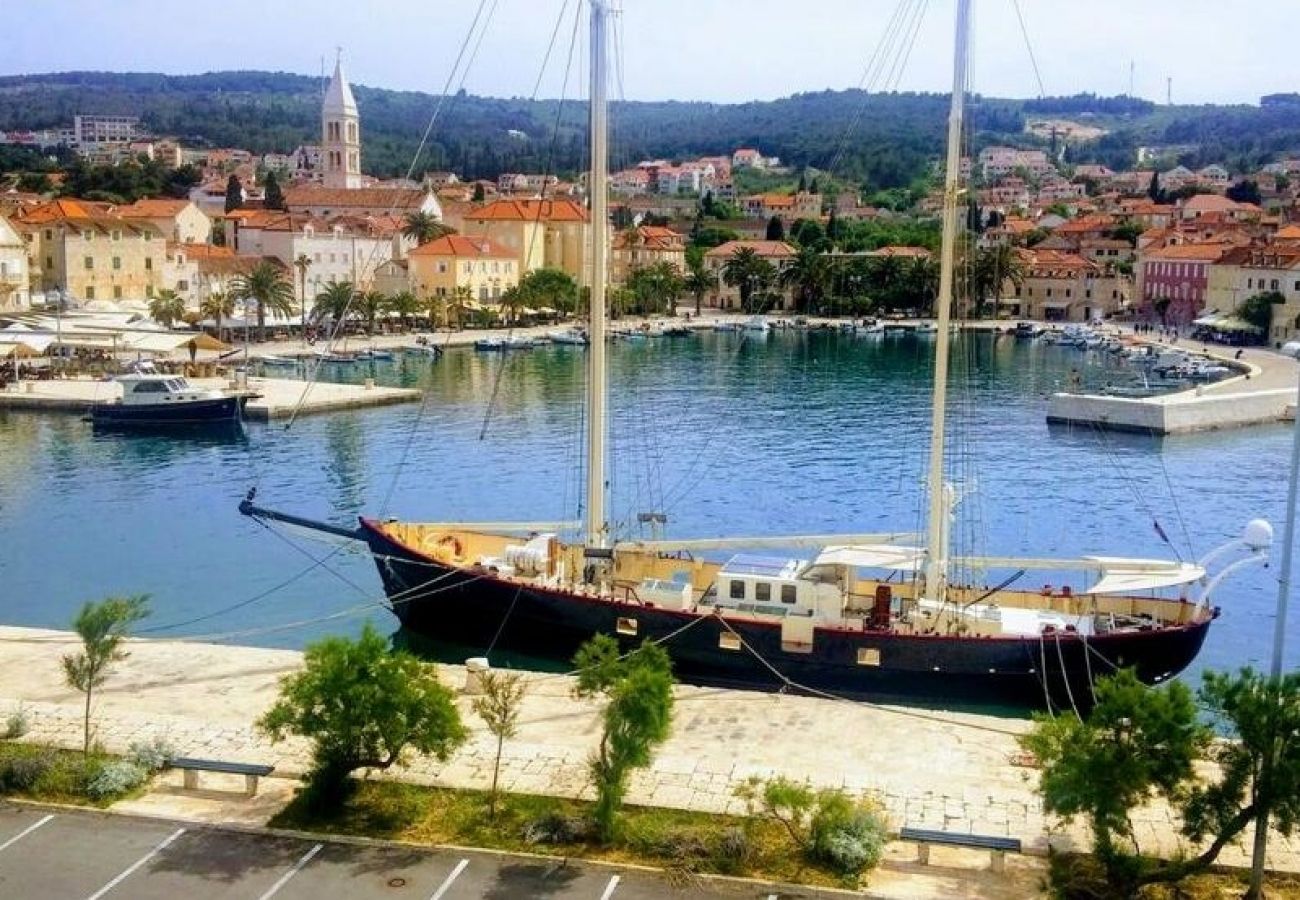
[360,520,1213,710]
[92,395,248,428]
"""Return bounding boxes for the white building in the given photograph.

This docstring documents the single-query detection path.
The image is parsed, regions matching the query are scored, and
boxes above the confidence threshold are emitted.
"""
[321,57,364,190]
[0,216,31,311]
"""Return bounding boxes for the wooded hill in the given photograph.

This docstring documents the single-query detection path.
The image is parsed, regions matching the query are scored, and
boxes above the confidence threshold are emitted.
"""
[3,71,1300,191]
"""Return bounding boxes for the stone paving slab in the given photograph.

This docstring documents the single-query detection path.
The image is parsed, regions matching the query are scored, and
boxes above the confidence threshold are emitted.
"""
[2,625,1297,874]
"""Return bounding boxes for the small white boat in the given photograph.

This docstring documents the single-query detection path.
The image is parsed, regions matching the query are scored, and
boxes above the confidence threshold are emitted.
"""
[403,344,443,358]
[743,315,771,332]
[259,355,300,367]
[355,348,395,361]
[712,320,741,332]
[314,350,357,364]
[547,327,589,346]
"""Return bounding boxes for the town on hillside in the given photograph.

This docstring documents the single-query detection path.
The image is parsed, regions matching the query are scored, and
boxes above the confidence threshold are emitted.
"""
[2,60,1300,349]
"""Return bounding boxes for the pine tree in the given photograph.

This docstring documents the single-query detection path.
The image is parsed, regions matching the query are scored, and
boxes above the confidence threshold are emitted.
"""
[472,182,486,203]
[224,174,244,213]
[1148,169,1162,204]
[809,177,819,194]
[263,171,286,210]
[797,172,807,193]
[766,215,785,241]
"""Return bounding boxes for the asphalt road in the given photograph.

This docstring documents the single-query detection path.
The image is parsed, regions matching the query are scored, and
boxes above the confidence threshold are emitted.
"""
[0,803,850,899]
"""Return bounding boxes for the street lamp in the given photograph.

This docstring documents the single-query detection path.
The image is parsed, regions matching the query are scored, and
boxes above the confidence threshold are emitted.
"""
[1250,339,1300,895]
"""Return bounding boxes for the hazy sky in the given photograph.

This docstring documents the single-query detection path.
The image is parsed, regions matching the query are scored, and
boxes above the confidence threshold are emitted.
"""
[0,1,1294,106]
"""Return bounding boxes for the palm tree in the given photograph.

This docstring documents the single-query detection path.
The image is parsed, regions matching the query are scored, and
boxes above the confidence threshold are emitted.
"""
[423,293,448,330]
[498,286,526,325]
[402,211,455,245]
[866,255,905,312]
[779,246,833,314]
[448,285,473,331]
[148,289,185,328]
[971,244,1025,318]
[684,257,713,317]
[357,291,386,335]
[230,261,295,342]
[721,247,776,313]
[902,256,941,316]
[199,291,234,337]
[313,280,355,323]
[387,290,421,332]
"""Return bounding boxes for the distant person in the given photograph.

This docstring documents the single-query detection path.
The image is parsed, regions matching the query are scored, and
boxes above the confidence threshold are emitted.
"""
[1068,368,1083,392]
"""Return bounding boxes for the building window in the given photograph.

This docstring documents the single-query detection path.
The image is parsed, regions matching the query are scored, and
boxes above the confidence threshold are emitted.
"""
[113,286,122,299]
[44,229,52,240]
[45,256,52,269]
[144,257,152,271]
[438,262,447,274]
[755,583,771,603]
[82,231,94,242]
[85,286,95,300]
[145,285,153,298]
[728,580,745,600]
[781,585,797,604]
[112,257,121,270]
[111,230,121,241]
[84,256,93,270]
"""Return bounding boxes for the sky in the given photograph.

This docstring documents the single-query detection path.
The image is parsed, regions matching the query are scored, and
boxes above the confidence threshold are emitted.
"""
[0,1,1295,106]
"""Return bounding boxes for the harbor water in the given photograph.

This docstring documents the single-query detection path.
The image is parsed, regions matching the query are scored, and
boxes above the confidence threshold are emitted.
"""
[0,329,1294,688]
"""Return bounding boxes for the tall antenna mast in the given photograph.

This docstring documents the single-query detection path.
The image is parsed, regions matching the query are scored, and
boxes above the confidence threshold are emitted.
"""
[584,0,611,548]
[1167,76,1173,106]
[923,0,972,604]
[1129,60,1135,97]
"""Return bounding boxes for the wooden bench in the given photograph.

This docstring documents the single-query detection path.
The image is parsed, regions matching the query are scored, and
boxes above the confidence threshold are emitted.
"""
[170,758,275,798]
[898,826,1022,873]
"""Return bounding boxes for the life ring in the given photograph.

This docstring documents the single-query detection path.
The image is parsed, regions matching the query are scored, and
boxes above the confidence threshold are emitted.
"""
[437,534,465,560]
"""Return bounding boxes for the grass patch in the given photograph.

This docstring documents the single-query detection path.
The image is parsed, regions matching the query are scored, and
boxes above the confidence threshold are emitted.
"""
[269,779,858,888]
[0,741,143,807]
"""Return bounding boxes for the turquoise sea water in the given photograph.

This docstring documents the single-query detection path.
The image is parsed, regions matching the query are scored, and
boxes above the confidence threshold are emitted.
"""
[0,330,1294,685]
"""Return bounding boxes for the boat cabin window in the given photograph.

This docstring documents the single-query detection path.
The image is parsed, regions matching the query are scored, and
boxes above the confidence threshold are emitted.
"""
[164,379,189,391]
[728,580,745,600]
[781,585,797,604]
[130,380,167,394]
[755,583,771,602]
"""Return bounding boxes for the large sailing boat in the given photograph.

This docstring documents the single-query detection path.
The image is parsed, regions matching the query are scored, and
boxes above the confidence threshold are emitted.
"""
[242,0,1272,707]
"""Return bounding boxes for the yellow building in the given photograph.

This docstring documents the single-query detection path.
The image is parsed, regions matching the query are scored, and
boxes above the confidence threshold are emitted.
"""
[461,199,592,284]
[14,199,163,302]
[406,235,519,303]
[612,225,686,284]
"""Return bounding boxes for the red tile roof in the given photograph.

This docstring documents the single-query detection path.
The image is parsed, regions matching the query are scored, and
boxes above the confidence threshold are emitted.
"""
[407,234,514,258]
[116,198,193,218]
[283,185,431,211]
[703,240,797,259]
[465,198,589,223]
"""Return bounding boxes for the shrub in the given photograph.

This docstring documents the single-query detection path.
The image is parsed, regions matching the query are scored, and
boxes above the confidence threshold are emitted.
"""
[128,736,176,772]
[3,706,29,740]
[711,826,754,874]
[86,760,147,800]
[0,751,54,792]
[521,811,591,845]
[809,791,890,875]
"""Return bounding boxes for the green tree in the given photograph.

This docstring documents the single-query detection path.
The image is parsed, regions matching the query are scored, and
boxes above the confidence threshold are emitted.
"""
[498,285,526,325]
[402,211,454,245]
[472,182,486,203]
[313,280,355,326]
[780,245,833,313]
[62,596,150,756]
[448,285,473,330]
[971,245,1025,317]
[722,247,777,313]
[199,291,234,334]
[1237,291,1283,334]
[626,261,684,316]
[691,225,739,250]
[231,261,295,341]
[1147,169,1163,204]
[684,256,713,316]
[765,215,785,241]
[572,635,675,842]
[148,289,185,328]
[357,291,387,335]
[263,171,286,210]
[471,671,527,820]
[386,290,421,332]
[223,173,243,213]
[515,268,578,316]
[259,624,466,805]
[1020,670,1207,890]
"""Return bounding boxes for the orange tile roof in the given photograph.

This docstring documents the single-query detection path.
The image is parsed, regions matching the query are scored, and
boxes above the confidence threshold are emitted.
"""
[867,245,932,258]
[117,198,192,218]
[465,198,589,223]
[1274,224,1300,240]
[166,242,235,259]
[703,240,797,259]
[283,185,430,210]
[1143,243,1229,261]
[407,234,514,258]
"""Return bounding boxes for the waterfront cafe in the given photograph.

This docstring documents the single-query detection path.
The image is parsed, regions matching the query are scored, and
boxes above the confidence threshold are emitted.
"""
[0,314,231,374]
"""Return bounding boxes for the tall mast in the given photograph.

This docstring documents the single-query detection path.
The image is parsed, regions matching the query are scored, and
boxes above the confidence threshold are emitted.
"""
[923,0,971,602]
[584,0,611,547]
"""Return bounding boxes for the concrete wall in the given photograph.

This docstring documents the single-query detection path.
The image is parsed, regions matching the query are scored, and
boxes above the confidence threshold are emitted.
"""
[1047,387,1297,435]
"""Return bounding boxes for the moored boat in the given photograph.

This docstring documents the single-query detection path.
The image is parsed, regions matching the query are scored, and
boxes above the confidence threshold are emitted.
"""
[94,374,252,428]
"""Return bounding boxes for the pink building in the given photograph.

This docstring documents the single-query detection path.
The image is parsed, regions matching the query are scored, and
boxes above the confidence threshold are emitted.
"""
[1138,243,1227,325]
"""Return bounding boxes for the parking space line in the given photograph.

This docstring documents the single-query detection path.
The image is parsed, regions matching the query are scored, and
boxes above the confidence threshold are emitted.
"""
[257,843,323,900]
[0,813,54,853]
[85,827,185,900]
[428,858,469,900]
[599,874,621,900]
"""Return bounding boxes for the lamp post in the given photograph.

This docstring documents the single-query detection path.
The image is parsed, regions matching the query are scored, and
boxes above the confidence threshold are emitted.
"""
[294,254,312,348]
[1250,341,1300,897]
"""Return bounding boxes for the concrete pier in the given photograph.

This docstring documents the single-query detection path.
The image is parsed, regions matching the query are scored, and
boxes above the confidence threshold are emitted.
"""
[0,376,421,421]
[3,625,1300,871]
[1047,341,1299,435]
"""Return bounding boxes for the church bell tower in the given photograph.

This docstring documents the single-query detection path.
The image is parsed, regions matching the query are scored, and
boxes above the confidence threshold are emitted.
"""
[321,52,363,189]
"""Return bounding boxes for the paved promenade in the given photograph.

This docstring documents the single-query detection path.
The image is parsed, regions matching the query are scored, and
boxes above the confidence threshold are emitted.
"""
[2,626,1296,875]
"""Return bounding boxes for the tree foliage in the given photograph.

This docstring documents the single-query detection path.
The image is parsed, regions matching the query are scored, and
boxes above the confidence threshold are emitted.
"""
[223,173,243,213]
[572,635,674,842]
[626,261,684,316]
[259,623,466,804]
[61,595,150,755]
[231,260,294,340]
[147,289,185,328]
[514,267,578,316]
[721,247,777,313]
[1237,290,1283,333]
[262,170,286,210]
[472,670,526,819]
